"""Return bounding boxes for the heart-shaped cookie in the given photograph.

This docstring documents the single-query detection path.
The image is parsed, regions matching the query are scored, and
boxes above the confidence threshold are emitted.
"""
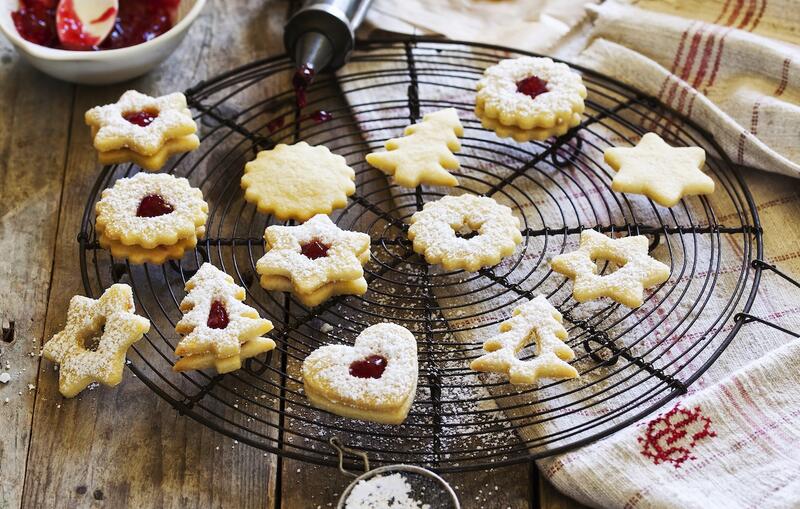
[302,323,418,425]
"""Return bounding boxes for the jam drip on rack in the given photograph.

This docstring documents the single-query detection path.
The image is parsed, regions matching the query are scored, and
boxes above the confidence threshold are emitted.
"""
[349,355,387,379]
[207,300,229,329]
[136,194,174,217]
[300,240,330,260]
[516,75,548,100]
[292,64,315,109]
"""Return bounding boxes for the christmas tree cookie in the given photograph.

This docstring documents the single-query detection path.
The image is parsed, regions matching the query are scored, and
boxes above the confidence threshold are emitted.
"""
[366,108,464,187]
[173,263,275,374]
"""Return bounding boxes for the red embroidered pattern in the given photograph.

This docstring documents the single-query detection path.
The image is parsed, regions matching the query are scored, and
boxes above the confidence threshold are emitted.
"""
[638,405,716,468]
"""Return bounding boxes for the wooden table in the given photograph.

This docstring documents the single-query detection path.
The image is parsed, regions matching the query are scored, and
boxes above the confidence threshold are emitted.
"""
[0,1,587,507]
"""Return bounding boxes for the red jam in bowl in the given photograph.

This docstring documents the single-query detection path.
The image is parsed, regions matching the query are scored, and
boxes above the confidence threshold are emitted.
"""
[12,0,180,51]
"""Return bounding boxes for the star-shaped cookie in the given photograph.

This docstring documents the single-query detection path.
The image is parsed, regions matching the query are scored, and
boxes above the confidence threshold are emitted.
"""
[550,229,671,308]
[366,108,464,187]
[604,133,714,207]
[241,142,356,221]
[256,214,371,295]
[42,284,150,398]
[470,295,578,384]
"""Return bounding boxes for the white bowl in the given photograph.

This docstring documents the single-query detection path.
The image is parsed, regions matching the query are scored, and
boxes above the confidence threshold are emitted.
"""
[0,0,206,84]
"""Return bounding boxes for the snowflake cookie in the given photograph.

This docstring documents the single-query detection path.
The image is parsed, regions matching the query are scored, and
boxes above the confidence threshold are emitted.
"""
[407,194,522,272]
[470,295,578,384]
[302,323,418,424]
[476,57,586,142]
[241,142,356,221]
[550,229,671,308]
[366,108,463,187]
[95,173,208,263]
[85,90,200,171]
[43,284,150,398]
[173,263,275,374]
[604,133,715,207]
[256,214,371,307]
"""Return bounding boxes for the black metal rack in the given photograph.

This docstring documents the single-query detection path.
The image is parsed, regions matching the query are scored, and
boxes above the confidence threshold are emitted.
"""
[77,39,797,472]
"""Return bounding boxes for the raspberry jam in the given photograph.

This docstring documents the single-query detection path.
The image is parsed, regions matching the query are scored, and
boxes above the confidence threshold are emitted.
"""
[207,300,229,329]
[300,240,329,260]
[12,0,178,51]
[123,110,159,127]
[349,355,387,379]
[516,76,549,100]
[292,64,315,108]
[136,194,174,217]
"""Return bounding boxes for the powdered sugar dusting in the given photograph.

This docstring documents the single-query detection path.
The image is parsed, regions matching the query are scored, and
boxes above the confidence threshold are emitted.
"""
[345,473,431,509]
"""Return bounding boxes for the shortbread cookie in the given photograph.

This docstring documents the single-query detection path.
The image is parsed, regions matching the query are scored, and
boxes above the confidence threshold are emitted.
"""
[95,172,208,249]
[174,336,276,374]
[98,227,204,264]
[42,284,150,398]
[85,90,199,170]
[550,229,671,308]
[407,194,522,272]
[470,295,578,384]
[476,57,587,129]
[256,214,371,305]
[174,263,274,364]
[478,110,581,142]
[366,108,463,187]
[241,142,356,221]
[302,323,418,424]
[604,133,714,207]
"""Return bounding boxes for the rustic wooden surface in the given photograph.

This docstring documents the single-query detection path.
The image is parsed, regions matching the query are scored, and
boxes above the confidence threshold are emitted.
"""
[0,1,588,508]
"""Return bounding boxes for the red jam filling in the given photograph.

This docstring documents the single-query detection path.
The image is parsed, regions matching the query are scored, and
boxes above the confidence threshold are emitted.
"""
[516,75,549,100]
[292,64,315,108]
[207,300,229,329]
[136,194,174,218]
[300,240,329,260]
[12,0,178,51]
[123,110,159,127]
[349,355,387,379]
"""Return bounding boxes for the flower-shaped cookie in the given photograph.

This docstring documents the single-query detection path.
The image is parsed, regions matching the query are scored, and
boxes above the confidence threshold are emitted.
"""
[470,295,578,384]
[302,323,418,424]
[407,194,522,272]
[256,215,371,305]
[604,133,714,207]
[241,142,356,221]
[476,57,587,129]
[174,263,274,367]
[550,229,671,308]
[366,108,463,187]
[42,284,150,398]
[95,172,208,250]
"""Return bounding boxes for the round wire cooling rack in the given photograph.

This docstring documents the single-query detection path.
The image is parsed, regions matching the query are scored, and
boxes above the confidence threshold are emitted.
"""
[78,38,764,472]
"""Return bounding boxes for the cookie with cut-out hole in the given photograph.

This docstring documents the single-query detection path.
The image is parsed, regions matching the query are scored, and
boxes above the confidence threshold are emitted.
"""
[550,229,671,308]
[407,194,522,272]
[85,90,199,170]
[476,57,586,130]
[256,214,371,305]
[470,295,577,384]
[604,132,714,207]
[95,172,208,251]
[42,284,150,398]
[366,108,463,187]
[173,264,274,374]
[302,323,418,424]
[241,142,356,221]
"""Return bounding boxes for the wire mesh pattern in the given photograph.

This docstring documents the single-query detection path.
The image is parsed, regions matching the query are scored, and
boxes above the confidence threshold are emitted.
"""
[78,39,764,472]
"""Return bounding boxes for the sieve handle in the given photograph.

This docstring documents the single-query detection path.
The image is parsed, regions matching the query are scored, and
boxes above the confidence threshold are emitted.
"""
[330,437,370,477]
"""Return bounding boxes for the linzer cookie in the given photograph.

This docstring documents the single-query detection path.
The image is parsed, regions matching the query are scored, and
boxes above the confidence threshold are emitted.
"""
[407,194,522,272]
[550,229,671,308]
[470,295,577,384]
[366,108,463,187]
[476,57,586,141]
[43,284,150,398]
[241,142,356,221]
[85,90,199,171]
[173,263,275,374]
[256,214,371,307]
[302,323,418,424]
[95,172,208,264]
